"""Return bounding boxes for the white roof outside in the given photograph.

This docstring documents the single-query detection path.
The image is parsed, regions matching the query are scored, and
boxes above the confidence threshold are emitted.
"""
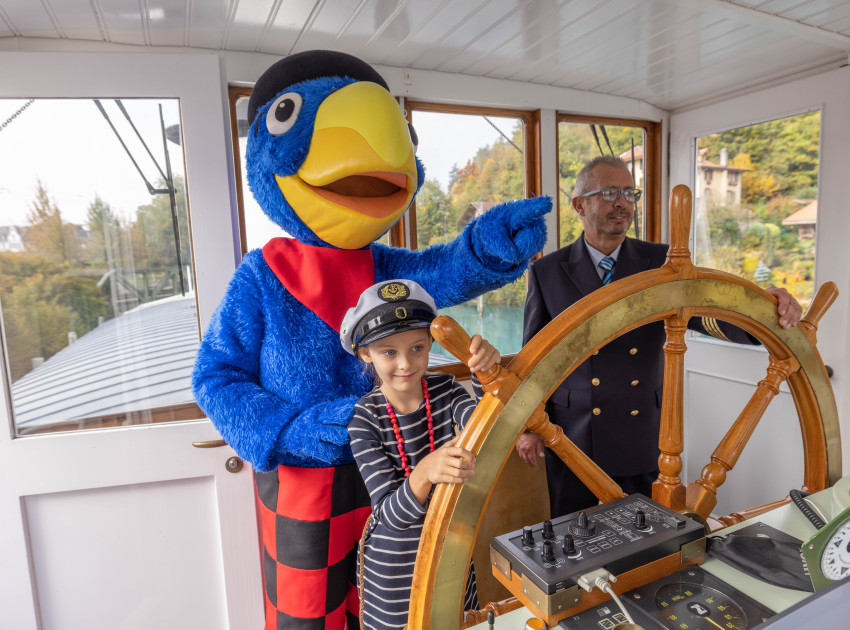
[12,293,200,431]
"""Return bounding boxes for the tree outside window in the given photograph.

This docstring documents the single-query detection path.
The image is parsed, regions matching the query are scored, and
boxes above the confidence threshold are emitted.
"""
[694,111,820,307]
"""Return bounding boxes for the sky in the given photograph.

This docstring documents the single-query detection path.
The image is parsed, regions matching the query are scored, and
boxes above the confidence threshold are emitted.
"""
[1,97,517,253]
[0,98,184,227]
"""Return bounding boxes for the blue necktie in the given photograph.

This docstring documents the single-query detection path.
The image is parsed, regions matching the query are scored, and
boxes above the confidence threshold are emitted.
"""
[599,256,616,285]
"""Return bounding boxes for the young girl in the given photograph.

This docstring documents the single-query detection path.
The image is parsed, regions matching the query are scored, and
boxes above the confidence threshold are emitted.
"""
[340,279,500,630]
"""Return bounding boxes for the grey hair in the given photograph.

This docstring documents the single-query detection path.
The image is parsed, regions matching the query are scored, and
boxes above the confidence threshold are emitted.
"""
[574,155,631,197]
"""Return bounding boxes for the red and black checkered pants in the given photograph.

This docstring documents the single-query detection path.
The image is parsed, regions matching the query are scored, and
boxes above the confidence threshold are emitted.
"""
[256,463,371,630]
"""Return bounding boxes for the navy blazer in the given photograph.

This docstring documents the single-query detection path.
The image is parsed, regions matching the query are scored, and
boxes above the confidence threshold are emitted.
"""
[523,235,755,476]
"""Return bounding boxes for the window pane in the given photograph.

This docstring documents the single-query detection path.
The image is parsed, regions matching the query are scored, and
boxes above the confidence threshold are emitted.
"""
[411,110,527,360]
[694,111,820,307]
[558,122,646,247]
[0,98,198,435]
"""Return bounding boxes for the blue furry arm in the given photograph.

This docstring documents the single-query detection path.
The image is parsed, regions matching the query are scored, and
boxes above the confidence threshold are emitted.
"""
[374,196,551,308]
[192,260,358,471]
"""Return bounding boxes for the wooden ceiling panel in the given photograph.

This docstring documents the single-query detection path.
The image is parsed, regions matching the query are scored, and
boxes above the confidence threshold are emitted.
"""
[265,0,336,55]
[187,0,231,50]
[637,38,842,109]
[453,0,581,78]
[410,0,534,71]
[381,0,498,69]
[44,0,105,41]
[280,0,363,54]
[478,0,633,82]
[98,0,147,46]
[0,0,61,39]
[772,0,844,22]
[147,0,188,47]
[224,0,279,53]
[355,1,457,66]
[531,4,715,89]
[2,0,850,112]
[799,4,850,29]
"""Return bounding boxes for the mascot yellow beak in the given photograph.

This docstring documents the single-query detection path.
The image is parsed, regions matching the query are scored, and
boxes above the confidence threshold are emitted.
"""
[276,81,418,250]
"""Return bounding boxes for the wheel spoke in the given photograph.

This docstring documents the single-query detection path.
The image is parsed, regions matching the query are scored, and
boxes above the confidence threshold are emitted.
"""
[652,312,691,510]
[686,355,799,518]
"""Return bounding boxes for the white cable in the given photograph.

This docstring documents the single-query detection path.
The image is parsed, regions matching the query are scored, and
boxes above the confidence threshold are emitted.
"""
[599,580,636,625]
[805,496,829,524]
[576,568,636,625]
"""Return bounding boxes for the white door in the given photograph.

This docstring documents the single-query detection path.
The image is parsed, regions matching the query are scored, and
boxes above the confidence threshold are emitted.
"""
[669,66,850,517]
[0,52,262,629]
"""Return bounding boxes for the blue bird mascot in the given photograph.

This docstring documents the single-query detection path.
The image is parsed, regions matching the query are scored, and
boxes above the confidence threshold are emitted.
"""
[192,50,551,629]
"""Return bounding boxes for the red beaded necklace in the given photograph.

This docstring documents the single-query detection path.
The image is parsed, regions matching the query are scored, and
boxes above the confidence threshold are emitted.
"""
[385,377,435,477]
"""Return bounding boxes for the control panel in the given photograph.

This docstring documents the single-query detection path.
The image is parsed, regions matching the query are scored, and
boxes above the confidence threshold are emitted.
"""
[558,566,774,630]
[490,494,706,625]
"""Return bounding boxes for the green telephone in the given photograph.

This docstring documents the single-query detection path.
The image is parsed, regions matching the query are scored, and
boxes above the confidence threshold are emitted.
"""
[800,475,850,592]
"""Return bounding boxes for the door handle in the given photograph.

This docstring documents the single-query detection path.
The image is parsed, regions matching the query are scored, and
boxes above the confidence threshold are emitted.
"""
[191,439,228,448]
[192,438,243,473]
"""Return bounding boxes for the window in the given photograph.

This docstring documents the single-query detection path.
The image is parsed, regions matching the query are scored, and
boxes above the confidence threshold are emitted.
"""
[694,111,820,307]
[405,102,540,363]
[557,115,661,247]
[0,98,199,435]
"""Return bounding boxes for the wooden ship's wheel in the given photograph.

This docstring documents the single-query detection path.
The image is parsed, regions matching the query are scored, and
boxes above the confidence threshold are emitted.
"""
[406,185,841,629]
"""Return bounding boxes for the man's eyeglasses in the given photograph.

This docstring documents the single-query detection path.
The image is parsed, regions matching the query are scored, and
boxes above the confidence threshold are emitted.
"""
[580,187,642,203]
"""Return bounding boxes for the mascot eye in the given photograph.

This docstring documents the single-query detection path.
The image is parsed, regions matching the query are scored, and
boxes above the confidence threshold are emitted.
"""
[265,92,303,136]
[408,122,419,152]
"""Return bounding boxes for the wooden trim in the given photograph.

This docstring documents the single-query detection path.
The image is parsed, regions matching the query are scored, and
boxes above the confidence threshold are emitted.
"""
[526,109,542,198]
[398,202,413,249]
[645,119,662,242]
[556,113,662,244]
[404,101,534,119]
[17,402,205,436]
[228,85,252,257]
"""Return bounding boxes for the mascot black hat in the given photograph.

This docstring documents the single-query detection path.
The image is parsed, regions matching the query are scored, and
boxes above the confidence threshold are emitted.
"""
[247,49,390,126]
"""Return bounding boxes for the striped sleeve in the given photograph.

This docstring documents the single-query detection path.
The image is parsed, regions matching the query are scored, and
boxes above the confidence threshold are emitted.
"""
[349,402,427,533]
[449,377,480,431]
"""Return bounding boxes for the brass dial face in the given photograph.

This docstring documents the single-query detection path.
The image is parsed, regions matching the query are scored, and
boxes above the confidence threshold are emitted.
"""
[819,519,850,581]
[654,583,748,630]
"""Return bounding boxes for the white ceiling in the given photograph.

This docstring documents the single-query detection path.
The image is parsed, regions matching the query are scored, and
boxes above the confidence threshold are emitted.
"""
[1,0,849,111]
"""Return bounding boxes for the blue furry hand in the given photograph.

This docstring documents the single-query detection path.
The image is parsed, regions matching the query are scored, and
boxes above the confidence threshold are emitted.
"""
[279,397,360,465]
[468,196,552,271]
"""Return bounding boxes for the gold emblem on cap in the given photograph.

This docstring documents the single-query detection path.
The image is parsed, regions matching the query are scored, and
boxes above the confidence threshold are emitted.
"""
[379,282,409,301]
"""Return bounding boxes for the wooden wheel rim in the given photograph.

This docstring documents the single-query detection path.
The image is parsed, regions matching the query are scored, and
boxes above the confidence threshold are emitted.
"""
[408,268,839,629]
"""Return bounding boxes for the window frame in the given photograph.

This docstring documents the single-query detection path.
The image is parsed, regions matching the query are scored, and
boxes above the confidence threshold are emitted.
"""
[556,113,662,245]
[228,86,253,257]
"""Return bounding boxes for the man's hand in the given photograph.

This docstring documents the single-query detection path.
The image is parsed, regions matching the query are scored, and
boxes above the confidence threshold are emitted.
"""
[766,286,803,329]
[515,432,544,469]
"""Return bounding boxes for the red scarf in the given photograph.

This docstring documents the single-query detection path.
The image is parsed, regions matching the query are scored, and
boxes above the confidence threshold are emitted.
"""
[263,238,375,331]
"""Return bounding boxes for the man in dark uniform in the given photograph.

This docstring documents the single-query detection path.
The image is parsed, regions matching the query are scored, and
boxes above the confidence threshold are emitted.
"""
[518,155,803,518]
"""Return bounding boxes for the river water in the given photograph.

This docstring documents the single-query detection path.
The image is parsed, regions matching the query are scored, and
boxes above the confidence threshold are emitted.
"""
[429,302,525,363]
